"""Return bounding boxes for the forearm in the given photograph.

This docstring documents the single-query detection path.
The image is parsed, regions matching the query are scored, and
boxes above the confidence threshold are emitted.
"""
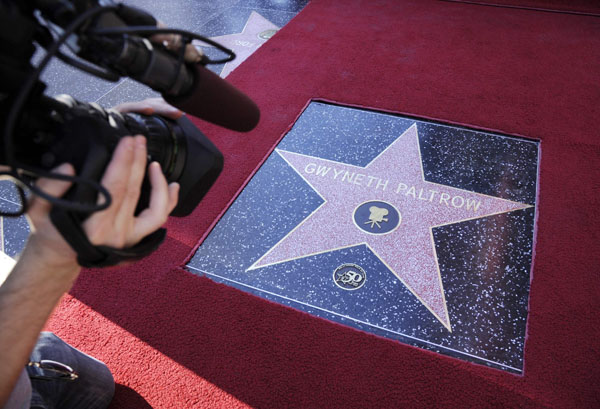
[0,239,80,407]
[0,114,178,406]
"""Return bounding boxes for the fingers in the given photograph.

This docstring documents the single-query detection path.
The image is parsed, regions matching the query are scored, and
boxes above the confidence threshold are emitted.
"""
[27,163,75,227]
[167,182,180,214]
[183,43,204,64]
[152,21,204,63]
[114,136,147,229]
[23,163,81,272]
[24,133,179,266]
[113,101,154,116]
[95,136,136,208]
[113,98,183,119]
[85,136,179,249]
[85,137,136,245]
[133,162,180,240]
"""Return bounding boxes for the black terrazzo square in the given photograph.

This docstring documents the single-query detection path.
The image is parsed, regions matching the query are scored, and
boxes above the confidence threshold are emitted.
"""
[1,181,29,258]
[1,215,30,258]
[187,101,540,374]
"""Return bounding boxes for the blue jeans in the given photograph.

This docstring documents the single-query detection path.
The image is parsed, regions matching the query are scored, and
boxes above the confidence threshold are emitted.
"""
[6,332,114,409]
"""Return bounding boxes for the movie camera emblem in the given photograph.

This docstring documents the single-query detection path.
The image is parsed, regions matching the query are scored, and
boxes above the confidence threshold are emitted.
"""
[353,200,401,235]
[333,264,367,290]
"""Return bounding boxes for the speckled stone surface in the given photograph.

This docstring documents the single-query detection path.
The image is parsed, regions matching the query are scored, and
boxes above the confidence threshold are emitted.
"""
[188,101,539,373]
[0,181,30,258]
[1,0,308,260]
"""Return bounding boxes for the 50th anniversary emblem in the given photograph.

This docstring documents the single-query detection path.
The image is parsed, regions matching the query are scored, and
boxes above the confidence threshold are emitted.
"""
[334,264,367,290]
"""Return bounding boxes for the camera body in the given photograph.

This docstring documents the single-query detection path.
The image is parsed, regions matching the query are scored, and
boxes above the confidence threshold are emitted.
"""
[0,0,225,217]
[13,95,223,218]
[0,0,248,265]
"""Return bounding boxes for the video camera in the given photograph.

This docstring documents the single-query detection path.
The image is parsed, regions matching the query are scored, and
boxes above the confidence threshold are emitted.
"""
[0,0,260,266]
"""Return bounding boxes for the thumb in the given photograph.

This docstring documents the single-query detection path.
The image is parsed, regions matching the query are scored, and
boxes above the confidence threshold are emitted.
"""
[27,163,75,220]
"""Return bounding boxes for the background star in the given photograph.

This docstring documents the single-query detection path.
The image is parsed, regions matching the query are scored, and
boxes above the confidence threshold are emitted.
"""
[196,11,279,77]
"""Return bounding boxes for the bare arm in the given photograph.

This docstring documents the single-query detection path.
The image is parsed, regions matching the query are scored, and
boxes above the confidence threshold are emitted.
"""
[0,99,180,405]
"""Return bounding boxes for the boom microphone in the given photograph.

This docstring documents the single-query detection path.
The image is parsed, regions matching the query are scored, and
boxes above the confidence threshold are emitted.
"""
[164,63,260,132]
[78,21,261,132]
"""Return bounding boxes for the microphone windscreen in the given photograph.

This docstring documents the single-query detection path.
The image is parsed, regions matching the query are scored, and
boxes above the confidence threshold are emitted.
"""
[164,64,260,132]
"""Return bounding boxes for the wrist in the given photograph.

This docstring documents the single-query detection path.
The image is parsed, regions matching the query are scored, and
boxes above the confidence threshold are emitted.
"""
[21,234,81,281]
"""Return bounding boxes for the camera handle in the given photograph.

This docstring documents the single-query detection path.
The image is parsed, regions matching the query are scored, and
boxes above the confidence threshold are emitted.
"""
[47,115,166,267]
[51,208,166,268]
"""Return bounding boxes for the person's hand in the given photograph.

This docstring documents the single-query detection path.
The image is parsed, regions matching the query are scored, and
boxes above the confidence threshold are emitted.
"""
[25,135,179,275]
[113,97,183,119]
[151,21,204,64]
[81,135,179,250]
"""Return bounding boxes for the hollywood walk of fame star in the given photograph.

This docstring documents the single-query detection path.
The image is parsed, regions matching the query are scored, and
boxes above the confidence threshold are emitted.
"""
[195,11,279,78]
[247,124,531,331]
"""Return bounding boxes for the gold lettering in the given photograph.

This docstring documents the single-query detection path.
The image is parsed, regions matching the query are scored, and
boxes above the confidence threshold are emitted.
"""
[333,168,344,180]
[466,198,482,212]
[439,193,450,206]
[418,188,429,201]
[428,190,438,202]
[367,176,378,187]
[342,171,355,183]
[396,182,408,193]
[451,195,465,208]
[315,165,331,177]
[376,179,389,190]
[406,186,416,198]
[354,173,365,185]
[305,163,316,174]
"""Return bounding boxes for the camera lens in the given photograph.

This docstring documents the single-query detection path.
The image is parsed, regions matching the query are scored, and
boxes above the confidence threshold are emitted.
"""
[123,113,187,183]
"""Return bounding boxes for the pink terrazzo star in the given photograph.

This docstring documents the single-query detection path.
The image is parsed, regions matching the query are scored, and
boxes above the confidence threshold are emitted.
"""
[248,124,531,330]
[202,11,279,78]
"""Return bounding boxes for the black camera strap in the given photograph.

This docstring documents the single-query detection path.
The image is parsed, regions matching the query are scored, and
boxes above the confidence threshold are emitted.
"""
[50,207,166,268]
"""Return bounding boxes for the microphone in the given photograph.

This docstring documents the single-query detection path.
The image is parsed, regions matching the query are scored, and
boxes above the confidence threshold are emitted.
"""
[164,63,260,132]
[77,6,261,132]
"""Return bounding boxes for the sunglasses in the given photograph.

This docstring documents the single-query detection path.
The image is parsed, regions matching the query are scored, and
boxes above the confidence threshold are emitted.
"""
[27,360,78,381]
